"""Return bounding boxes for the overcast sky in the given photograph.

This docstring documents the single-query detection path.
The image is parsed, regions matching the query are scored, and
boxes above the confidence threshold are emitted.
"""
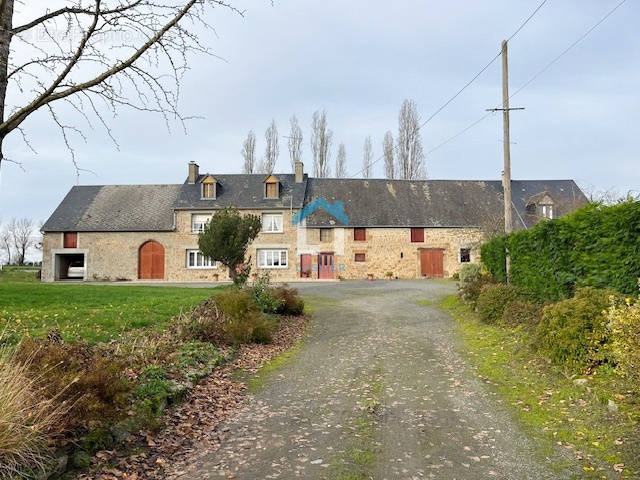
[0,0,638,225]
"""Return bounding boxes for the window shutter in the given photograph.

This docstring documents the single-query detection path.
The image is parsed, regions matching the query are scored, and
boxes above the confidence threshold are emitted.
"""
[354,228,366,241]
[411,228,424,243]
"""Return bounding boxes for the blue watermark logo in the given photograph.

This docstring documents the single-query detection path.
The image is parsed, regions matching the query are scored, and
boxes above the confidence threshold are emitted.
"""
[292,197,349,226]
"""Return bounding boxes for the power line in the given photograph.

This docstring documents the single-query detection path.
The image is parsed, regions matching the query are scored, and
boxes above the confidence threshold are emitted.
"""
[348,0,549,178]
[510,0,627,99]
[420,0,628,161]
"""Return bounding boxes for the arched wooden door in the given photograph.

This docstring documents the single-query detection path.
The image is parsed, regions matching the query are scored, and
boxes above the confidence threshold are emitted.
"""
[139,241,165,279]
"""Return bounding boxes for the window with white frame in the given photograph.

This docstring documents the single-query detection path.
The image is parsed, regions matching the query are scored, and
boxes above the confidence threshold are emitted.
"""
[540,204,553,219]
[186,249,216,268]
[257,249,288,268]
[191,214,212,233]
[262,213,283,233]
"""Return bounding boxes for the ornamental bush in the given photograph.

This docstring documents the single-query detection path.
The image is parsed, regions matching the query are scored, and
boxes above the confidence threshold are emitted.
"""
[476,283,520,324]
[607,289,640,386]
[457,263,492,304]
[501,299,543,328]
[536,287,612,371]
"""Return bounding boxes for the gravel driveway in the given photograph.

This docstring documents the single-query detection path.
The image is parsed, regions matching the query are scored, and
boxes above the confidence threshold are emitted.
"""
[176,280,563,480]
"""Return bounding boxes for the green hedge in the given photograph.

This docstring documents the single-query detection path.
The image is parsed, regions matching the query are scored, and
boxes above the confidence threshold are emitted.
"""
[480,201,640,301]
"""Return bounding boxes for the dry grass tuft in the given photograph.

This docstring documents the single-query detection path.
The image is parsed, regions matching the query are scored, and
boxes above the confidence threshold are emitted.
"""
[0,342,70,478]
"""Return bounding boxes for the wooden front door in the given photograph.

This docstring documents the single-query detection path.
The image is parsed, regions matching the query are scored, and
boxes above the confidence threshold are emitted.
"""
[299,254,312,278]
[139,241,165,279]
[420,249,444,278]
[318,253,334,279]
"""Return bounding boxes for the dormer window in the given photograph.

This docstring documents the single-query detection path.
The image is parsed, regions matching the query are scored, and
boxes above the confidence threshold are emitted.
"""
[540,204,553,219]
[526,192,554,220]
[264,175,279,199]
[201,176,216,199]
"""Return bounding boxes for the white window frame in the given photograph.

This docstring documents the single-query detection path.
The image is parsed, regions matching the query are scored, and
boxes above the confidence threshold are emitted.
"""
[257,249,288,269]
[262,213,284,233]
[540,204,553,219]
[186,249,217,269]
[191,214,212,234]
[201,182,216,200]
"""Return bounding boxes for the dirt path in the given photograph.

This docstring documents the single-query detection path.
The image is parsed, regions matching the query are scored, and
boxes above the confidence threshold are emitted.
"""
[172,280,563,480]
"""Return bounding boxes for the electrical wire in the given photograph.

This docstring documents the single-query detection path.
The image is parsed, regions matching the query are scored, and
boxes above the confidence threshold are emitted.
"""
[347,0,550,178]
[418,0,628,162]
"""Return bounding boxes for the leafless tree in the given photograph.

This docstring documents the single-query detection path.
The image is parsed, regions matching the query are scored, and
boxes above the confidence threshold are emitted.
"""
[0,220,12,264]
[310,110,332,177]
[396,99,425,180]
[362,135,372,179]
[383,131,394,179]
[241,130,256,174]
[335,142,347,178]
[260,119,279,174]
[287,115,302,172]
[11,217,34,265]
[0,0,242,176]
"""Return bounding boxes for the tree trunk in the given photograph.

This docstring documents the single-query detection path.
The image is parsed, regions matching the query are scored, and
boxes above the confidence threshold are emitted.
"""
[0,0,14,170]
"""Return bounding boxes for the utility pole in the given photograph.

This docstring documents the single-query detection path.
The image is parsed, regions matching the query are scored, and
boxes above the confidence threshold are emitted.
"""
[501,40,513,235]
[486,40,524,278]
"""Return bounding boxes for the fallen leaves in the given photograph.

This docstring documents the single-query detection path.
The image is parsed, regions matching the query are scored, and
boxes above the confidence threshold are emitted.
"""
[78,315,308,480]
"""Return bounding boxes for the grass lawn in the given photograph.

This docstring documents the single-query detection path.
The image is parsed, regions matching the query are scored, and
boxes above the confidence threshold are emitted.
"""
[438,295,639,479]
[0,269,223,343]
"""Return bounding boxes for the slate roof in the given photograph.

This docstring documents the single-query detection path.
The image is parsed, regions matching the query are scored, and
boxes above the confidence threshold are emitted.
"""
[303,179,587,229]
[42,185,180,232]
[173,173,308,210]
[42,175,587,232]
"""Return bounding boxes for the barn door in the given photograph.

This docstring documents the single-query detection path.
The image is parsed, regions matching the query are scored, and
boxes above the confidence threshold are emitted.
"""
[139,241,165,279]
[420,249,444,278]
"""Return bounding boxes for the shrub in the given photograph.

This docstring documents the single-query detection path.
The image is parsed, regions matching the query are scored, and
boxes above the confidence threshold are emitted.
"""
[251,273,284,314]
[501,299,543,327]
[480,235,507,283]
[458,263,492,304]
[181,290,278,345]
[273,286,305,316]
[0,345,69,478]
[476,283,521,324]
[481,201,640,301]
[536,287,612,371]
[14,335,131,430]
[607,291,640,386]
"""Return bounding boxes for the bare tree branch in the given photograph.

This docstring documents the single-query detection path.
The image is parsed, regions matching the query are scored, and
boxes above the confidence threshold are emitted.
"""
[0,0,244,176]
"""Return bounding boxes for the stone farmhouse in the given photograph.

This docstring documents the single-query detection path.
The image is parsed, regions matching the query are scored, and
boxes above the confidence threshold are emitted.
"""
[41,161,587,282]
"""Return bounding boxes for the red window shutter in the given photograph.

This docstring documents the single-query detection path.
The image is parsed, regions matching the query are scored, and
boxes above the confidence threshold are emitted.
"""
[354,228,366,241]
[411,228,424,243]
[354,253,366,262]
[63,232,78,248]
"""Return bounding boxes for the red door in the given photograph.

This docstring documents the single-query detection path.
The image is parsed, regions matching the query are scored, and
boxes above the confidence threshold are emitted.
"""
[420,249,444,278]
[318,253,334,279]
[139,241,165,279]
[300,254,312,278]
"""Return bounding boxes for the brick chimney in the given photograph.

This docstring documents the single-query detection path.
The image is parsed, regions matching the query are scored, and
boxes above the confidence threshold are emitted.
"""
[295,161,304,183]
[188,161,199,184]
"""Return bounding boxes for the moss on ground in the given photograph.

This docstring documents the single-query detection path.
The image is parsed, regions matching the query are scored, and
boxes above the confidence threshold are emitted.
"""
[439,295,639,479]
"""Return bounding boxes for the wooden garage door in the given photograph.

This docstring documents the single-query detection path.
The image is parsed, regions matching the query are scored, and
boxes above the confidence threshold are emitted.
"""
[420,249,444,278]
[139,241,165,279]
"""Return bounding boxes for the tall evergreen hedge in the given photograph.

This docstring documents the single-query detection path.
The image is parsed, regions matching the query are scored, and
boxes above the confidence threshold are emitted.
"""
[480,201,640,301]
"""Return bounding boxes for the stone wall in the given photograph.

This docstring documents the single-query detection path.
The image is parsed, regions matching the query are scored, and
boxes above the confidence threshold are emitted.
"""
[298,226,483,280]
[42,213,483,282]
[42,209,300,283]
